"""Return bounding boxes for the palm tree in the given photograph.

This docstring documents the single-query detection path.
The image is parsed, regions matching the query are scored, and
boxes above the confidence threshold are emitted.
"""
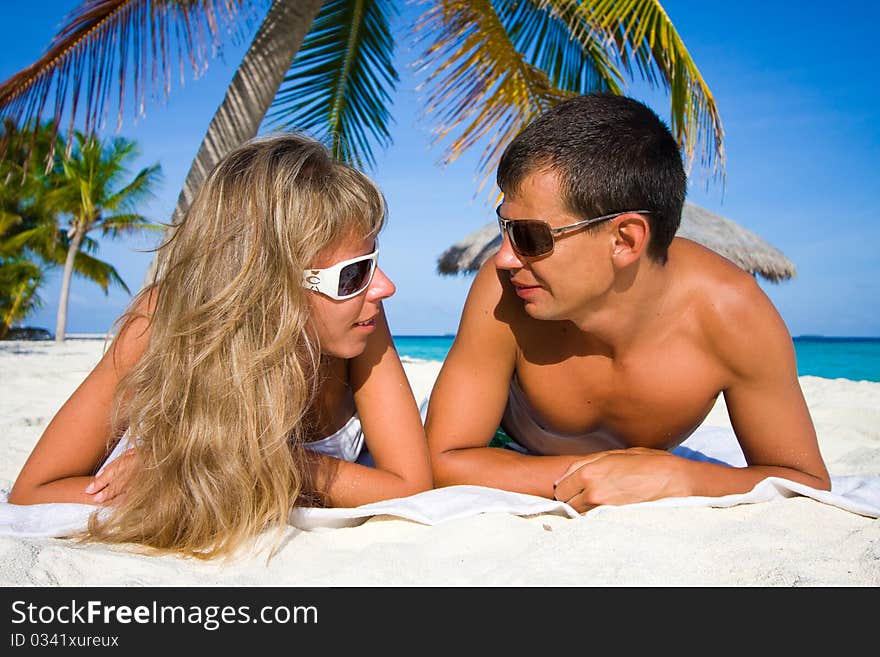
[46,132,162,342]
[0,0,724,233]
[0,226,45,339]
[0,121,60,338]
[1,121,160,340]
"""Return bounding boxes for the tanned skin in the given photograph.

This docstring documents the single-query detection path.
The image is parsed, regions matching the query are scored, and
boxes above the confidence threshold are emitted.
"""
[10,271,432,509]
[427,171,830,512]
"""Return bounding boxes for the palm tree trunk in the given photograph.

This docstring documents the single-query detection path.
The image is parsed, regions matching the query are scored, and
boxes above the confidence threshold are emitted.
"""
[56,227,85,343]
[144,0,325,284]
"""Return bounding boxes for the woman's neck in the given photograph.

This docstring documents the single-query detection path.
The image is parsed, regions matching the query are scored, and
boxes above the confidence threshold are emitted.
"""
[305,356,354,439]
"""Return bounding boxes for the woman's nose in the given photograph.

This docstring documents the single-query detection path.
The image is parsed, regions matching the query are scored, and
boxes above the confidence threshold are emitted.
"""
[367,267,396,300]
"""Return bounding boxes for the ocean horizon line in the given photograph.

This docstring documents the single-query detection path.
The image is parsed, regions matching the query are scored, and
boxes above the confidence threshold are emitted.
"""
[11,332,880,341]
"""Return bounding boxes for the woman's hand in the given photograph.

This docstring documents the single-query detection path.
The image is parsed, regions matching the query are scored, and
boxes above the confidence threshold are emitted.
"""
[84,450,139,505]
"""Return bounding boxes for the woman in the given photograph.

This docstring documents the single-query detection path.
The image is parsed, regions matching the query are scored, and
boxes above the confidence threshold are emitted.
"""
[8,133,432,558]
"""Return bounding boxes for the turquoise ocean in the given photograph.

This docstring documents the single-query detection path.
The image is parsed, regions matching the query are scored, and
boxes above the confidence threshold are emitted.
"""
[392,335,880,383]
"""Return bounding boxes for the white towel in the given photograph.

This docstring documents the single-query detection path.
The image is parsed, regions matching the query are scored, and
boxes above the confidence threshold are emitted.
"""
[2,424,878,536]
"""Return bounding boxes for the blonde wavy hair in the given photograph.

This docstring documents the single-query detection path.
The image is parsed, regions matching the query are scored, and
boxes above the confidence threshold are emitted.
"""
[85,133,386,559]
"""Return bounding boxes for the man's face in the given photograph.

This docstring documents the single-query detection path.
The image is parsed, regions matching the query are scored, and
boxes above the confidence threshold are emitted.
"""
[493,170,616,321]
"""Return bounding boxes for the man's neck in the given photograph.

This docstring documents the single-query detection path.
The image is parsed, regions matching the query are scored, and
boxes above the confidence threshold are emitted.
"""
[568,256,675,357]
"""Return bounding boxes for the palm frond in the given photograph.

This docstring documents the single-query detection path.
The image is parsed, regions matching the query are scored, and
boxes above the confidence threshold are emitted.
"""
[0,258,45,332]
[413,0,577,192]
[268,0,399,169]
[2,224,60,258]
[497,0,624,96]
[80,235,101,255]
[98,213,162,238]
[414,0,725,189]
[0,0,253,157]
[0,213,23,240]
[575,0,724,176]
[103,162,162,211]
[3,224,102,266]
[70,250,130,295]
[47,132,162,233]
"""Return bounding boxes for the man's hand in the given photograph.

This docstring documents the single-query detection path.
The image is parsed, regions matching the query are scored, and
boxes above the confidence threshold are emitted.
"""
[84,450,139,505]
[553,447,688,512]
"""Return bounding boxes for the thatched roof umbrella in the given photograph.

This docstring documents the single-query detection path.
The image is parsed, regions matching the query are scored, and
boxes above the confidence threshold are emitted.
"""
[437,201,796,282]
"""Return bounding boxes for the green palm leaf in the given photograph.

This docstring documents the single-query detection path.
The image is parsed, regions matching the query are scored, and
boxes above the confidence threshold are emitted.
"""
[414,0,578,192]
[2,224,60,260]
[0,258,44,336]
[268,0,399,169]
[0,0,252,154]
[0,213,24,241]
[574,0,724,175]
[496,0,624,96]
[5,224,106,276]
[99,213,163,239]
[416,0,725,191]
[70,250,130,295]
[79,235,101,256]
[102,163,162,213]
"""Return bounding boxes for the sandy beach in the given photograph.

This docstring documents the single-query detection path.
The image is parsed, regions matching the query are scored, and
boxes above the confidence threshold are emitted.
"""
[1,338,878,586]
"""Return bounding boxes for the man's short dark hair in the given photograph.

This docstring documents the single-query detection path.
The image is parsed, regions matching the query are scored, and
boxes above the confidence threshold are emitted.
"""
[497,93,686,262]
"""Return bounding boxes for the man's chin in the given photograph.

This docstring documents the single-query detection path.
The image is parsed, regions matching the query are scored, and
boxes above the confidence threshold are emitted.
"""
[521,300,558,321]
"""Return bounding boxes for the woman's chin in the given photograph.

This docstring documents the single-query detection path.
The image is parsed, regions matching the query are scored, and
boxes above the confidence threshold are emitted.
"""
[324,335,369,360]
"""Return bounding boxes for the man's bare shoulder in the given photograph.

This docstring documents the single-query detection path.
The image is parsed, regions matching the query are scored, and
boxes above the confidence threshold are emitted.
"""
[670,238,794,376]
[671,237,764,293]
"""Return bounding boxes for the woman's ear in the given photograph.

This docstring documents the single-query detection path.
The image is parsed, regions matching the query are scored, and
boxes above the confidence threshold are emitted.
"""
[610,213,650,268]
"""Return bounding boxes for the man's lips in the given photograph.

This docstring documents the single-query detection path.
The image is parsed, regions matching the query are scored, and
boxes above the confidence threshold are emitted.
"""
[510,278,542,292]
[511,282,542,299]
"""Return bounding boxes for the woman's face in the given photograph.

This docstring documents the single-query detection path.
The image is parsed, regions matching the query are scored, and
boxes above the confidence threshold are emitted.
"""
[306,234,396,359]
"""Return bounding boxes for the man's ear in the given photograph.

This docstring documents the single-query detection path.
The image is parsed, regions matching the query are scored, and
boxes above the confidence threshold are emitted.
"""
[610,213,650,268]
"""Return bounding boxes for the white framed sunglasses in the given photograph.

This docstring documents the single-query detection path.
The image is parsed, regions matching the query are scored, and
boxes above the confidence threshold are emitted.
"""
[302,249,379,300]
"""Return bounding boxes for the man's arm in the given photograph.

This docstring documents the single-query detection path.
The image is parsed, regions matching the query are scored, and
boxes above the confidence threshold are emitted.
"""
[426,261,587,498]
[704,275,830,492]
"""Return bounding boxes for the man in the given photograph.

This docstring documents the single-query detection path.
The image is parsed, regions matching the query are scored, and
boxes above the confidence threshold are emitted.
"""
[426,93,830,511]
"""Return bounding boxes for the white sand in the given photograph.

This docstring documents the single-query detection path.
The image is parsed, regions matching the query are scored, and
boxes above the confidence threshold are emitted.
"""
[1,338,878,586]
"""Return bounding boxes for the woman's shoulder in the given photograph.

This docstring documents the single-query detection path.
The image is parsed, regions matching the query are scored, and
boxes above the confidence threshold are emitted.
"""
[107,287,159,372]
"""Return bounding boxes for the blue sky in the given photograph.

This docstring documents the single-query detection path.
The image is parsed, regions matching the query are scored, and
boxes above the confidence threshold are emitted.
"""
[3,1,879,337]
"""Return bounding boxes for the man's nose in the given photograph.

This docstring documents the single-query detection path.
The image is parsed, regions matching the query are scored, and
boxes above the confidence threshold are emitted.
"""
[494,233,525,271]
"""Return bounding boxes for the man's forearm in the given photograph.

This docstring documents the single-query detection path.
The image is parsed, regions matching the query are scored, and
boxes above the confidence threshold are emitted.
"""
[681,458,832,497]
[433,447,588,498]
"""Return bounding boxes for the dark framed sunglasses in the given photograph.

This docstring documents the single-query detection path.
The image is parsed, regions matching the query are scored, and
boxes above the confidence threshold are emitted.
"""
[302,249,378,300]
[496,205,652,257]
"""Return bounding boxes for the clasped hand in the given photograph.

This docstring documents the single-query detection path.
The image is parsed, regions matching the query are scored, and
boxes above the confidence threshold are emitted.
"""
[552,447,686,513]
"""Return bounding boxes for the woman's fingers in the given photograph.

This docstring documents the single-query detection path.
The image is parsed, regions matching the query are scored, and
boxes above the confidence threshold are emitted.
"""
[84,467,111,495]
[85,450,137,504]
